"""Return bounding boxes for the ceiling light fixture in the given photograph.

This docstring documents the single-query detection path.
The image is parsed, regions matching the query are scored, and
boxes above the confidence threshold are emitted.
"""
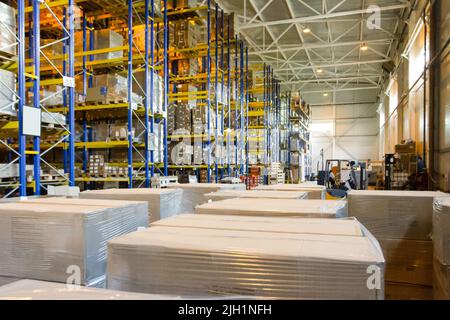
[323,93,329,97]
[303,26,311,34]
[360,43,369,51]
[316,68,323,74]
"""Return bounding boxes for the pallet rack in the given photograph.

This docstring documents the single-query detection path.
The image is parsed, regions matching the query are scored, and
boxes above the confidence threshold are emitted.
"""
[0,0,301,198]
[285,90,312,183]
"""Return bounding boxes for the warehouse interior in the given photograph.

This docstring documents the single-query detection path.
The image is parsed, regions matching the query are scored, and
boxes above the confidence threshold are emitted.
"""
[0,0,449,301]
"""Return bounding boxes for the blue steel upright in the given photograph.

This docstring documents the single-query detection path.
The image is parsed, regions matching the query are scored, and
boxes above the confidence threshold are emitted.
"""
[144,0,151,187]
[17,0,26,197]
[32,0,41,195]
[68,0,76,186]
[163,0,169,176]
[127,0,134,187]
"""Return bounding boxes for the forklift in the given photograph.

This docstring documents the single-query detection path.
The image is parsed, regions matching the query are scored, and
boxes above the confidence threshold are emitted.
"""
[317,151,368,199]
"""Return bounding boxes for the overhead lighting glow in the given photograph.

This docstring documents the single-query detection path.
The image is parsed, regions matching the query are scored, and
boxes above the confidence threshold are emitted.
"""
[316,68,323,74]
[360,43,369,51]
[303,26,311,34]
[323,93,329,97]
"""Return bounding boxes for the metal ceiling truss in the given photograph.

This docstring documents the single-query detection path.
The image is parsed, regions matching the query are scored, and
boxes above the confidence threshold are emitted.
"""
[227,0,410,102]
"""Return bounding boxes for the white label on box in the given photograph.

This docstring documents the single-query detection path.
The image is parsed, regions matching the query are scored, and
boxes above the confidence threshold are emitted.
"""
[63,76,75,88]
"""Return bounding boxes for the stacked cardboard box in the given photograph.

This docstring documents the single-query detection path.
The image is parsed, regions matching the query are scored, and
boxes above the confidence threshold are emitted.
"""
[175,83,198,107]
[80,188,183,223]
[133,71,164,114]
[174,20,201,49]
[88,154,107,177]
[255,183,327,200]
[196,198,347,218]
[107,215,385,299]
[175,103,192,133]
[348,190,448,299]
[168,183,245,212]
[87,74,142,105]
[94,30,123,61]
[0,198,148,287]
[204,190,308,201]
[432,197,450,299]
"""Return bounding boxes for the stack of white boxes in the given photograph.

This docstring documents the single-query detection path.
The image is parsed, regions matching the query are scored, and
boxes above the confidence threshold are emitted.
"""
[107,214,385,299]
[0,198,148,287]
[432,197,450,299]
[348,190,449,299]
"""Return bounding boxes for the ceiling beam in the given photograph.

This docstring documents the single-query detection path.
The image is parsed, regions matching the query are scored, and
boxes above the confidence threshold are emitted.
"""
[240,3,410,29]
[248,39,395,55]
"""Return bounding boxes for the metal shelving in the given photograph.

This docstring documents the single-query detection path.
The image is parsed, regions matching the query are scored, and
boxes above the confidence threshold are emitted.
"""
[0,0,297,197]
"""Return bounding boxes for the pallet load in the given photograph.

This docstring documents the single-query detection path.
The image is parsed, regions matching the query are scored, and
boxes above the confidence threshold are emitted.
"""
[348,190,448,299]
[86,74,142,105]
[255,183,327,200]
[0,70,17,117]
[0,198,148,287]
[168,183,246,212]
[107,216,385,299]
[0,2,16,58]
[432,197,450,299]
[153,214,364,236]
[0,280,183,300]
[204,190,308,202]
[79,188,183,223]
[196,198,347,218]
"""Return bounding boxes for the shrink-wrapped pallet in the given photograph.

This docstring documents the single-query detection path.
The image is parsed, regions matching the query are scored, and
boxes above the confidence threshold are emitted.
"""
[0,199,148,286]
[107,225,385,299]
[0,280,256,300]
[204,190,308,201]
[79,188,183,222]
[0,280,180,300]
[167,183,246,212]
[195,198,347,218]
[348,190,448,240]
[0,70,16,117]
[255,184,326,200]
[0,2,16,57]
[433,197,450,266]
[152,214,364,236]
[0,276,22,288]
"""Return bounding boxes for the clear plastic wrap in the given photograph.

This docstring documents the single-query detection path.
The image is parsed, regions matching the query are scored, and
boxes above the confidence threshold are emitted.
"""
[433,197,450,266]
[195,198,348,219]
[0,2,16,57]
[107,225,385,299]
[255,184,327,200]
[0,198,148,286]
[0,280,183,300]
[0,280,259,300]
[167,183,246,213]
[348,190,449,240]
[152,214,364,236]
[79,188,183,222]
[204,190,308,202]
[0,69,16,117]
